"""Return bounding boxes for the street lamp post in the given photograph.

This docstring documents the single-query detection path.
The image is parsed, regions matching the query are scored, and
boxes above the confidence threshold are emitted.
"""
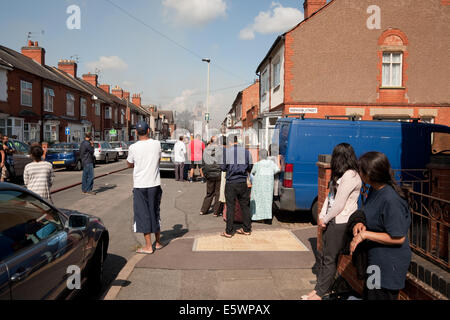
[202,58,210,140]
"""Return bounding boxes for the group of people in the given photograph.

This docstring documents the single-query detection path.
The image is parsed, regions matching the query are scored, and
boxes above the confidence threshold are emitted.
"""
[302,143,411,301]
[173,134,207,183]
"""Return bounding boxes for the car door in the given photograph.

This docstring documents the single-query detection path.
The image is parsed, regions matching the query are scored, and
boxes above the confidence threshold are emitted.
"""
[0,189,84,300]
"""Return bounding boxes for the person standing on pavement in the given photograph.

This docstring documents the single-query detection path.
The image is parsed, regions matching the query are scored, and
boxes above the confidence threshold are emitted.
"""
[23,145,55,203]
[200,136,223,216]
[221,135,253,238]
[0,137,5,183]
[2,135,15,181]
[127,121,164,254]
[303,143,361,300]
[80,133,96,195]
[188,134,206,183]
[174,136,186,182]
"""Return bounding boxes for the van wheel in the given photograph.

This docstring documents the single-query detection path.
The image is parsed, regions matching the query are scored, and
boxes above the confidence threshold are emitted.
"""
[75,160,82,171]
[311,201,318,225]
[104,155,109,164]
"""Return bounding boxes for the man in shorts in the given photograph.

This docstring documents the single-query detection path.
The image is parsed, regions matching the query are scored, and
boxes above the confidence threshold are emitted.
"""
[127,121,164,254]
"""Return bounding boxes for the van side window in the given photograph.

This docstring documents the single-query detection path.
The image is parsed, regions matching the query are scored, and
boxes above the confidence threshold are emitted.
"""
[432,132,450,155]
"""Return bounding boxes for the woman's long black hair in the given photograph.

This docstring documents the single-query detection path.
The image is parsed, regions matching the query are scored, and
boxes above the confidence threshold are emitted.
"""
[329,143,359,195]
[358,151,405,199]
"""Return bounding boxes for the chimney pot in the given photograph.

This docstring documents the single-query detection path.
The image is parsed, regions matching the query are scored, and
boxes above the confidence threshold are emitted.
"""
[34,41,38,47]
[28,40,33,47]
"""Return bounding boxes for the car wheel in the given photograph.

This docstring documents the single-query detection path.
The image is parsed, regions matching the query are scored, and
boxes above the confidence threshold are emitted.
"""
[104,155,109,164]
[114,154,119,162]
[76,160,83,171]
[87,239,105,294]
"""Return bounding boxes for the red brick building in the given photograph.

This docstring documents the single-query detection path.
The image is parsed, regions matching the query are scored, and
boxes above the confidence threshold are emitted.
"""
[0,41,150,143]
[256,0,450,147]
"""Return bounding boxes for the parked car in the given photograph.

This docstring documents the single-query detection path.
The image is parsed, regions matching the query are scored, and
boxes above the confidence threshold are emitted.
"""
[274,118,450,223]
[46,143,82,171]
[109,141,128,159]
[3,139,32,178]
[160,140,175,172]
[0,182,109,299]
[93,141,119,164]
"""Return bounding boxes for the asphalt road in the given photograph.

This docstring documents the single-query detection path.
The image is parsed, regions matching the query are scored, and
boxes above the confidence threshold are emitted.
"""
[50,164,314,300]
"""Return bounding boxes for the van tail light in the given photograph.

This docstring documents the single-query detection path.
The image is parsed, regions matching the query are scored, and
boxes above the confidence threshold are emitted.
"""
[283,163,294,188]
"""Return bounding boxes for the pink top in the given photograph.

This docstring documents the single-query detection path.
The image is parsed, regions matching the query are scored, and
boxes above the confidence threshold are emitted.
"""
[319,170,362,225]
[189,139,205,162]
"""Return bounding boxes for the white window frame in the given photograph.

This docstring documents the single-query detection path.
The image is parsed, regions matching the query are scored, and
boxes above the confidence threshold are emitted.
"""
[261,69,268,102]
[80,98,87,117]
[43,87,55,112]
[120,110,125,125]
[21,80,33,107]
[114,108,118,123]
[95,101,101,116]
[272,57,281,89]
[382,52,403,87]
[105,106,112,119]
[131,113,135,125]
[66,93,75,116]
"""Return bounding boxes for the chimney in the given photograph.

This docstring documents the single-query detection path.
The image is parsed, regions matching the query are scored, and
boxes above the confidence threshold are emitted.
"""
[82,73,98,87]
[303,0,327,19]
[123,91,130,101]
[58,59,77,78]
[132,94,142,107]
[111,85,124,99]
[21,41,46,66]
[99,84,110,93]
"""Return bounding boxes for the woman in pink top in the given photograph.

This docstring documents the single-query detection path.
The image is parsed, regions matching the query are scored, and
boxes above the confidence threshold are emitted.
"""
[303,143,362,300]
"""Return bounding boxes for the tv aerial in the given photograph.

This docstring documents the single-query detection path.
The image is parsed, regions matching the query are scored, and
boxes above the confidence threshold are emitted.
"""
[26,30,45,43]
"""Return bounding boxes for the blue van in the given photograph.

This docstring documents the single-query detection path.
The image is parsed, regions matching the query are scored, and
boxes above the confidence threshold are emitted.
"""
[274,118,450,222]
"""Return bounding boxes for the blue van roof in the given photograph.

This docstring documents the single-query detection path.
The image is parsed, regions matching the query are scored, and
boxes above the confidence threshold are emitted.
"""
[276,118,450,132]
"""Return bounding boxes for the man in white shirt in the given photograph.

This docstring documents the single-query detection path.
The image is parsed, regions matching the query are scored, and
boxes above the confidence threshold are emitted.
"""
[127,121,164,254]
[173,136,186,182]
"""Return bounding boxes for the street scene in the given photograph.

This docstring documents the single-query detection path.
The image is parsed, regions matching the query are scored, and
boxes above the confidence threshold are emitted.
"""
[0,0,449,310]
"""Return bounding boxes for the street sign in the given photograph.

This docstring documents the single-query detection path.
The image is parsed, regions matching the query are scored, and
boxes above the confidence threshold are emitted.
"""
[65,127,70,135]
[109,129,117,137]
[205,113,210,121]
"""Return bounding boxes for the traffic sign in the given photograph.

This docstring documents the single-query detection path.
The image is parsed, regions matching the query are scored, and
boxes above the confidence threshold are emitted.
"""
[65,127,70,135]
[205,113,210,121]
[109,129,117,136]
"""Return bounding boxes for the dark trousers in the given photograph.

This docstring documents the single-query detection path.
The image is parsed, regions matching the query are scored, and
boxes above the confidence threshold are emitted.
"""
[82,163,94,192]
[365,288,400,300]
[225,182,251,235]
[201,178,221,215]
[315,219,347,297]
[175,162,185,181]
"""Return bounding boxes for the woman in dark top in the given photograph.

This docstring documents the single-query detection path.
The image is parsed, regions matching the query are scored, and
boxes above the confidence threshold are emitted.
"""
[351,152,411,300]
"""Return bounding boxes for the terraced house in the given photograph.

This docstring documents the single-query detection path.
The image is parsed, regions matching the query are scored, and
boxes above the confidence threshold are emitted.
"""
[255,0,450,148]
[0,41,150,144]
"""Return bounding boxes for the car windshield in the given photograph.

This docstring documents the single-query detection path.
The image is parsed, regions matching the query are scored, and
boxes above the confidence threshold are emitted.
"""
[110,142,121,148]
[161,143,174,153]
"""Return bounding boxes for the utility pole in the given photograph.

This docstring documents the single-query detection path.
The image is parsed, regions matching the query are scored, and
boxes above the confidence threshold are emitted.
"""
[202,58,211,140]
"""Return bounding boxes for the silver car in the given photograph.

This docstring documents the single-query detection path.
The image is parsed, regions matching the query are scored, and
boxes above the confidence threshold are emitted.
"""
[93,141,119,163]
[109,141,128,159]
[4,139,33,177]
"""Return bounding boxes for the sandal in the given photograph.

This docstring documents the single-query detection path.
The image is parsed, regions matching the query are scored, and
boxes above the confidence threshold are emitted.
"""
[220,232,233,238]
[236,229,251,236]
[136,248,154,255]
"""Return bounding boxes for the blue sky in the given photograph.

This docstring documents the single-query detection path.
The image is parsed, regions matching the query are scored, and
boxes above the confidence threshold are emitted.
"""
[0,0,308,126]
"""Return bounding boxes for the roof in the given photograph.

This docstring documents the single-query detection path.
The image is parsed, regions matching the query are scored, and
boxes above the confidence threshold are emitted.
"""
[0,45,90,94]
[256,0,336,73]
[158,110,174,123]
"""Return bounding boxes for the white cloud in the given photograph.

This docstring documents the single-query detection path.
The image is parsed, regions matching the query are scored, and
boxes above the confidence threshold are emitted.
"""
[168,89,197,111]
[86,56,128,71]
[162,0,227,26]
[239,2,303,40]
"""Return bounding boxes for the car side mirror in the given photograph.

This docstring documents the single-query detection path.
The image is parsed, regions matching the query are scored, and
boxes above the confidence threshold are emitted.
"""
[67,214,88,231]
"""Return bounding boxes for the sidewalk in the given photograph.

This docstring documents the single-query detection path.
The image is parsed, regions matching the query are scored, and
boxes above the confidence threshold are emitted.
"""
[110,226,319,300]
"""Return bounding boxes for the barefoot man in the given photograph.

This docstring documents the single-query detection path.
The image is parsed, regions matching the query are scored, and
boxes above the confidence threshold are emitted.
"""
[127,121,164,254]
